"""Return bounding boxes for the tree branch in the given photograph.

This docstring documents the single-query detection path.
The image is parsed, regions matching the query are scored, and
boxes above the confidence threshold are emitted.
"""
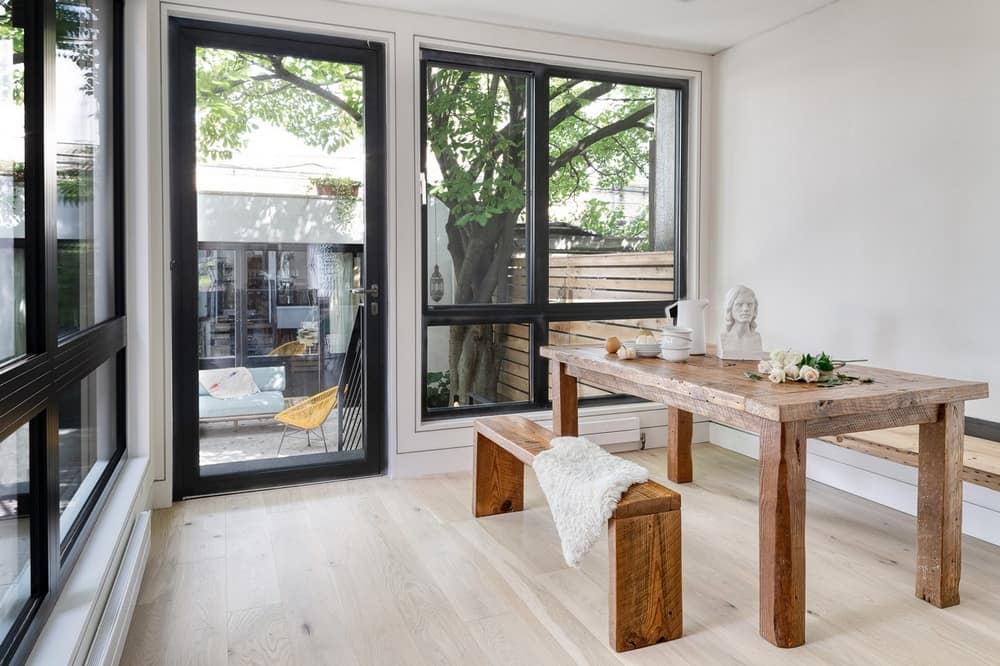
[548,81,614,129]
[549,103,653,174]
[549,78,584,100]
[265,55,362,123]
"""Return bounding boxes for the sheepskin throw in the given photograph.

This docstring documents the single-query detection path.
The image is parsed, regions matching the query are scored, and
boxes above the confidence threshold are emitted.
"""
[533,436,649,567]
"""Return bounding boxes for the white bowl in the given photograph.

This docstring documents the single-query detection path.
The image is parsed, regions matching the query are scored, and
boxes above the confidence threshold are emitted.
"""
[659,347,691,362]
[661,338,693,350]
[624,342,661,351]
[661,326,694,337]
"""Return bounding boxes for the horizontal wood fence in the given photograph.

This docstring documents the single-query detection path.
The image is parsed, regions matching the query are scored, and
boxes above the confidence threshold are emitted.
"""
[511,250,674,303]
[497,317,668,403]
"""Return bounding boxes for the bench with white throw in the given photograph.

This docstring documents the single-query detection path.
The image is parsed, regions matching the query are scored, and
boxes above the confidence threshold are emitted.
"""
[472,415,682,651]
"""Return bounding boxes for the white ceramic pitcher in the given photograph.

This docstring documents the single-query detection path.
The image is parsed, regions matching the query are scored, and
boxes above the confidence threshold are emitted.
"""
[667,299,709,355]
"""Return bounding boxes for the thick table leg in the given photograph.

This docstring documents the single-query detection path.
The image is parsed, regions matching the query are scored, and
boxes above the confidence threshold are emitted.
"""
[551,361,579,437]
[916,402,964,607]
[472,433,524,517]
[668,407,693,483]
[759,419,807,648]
[608,510,683,651]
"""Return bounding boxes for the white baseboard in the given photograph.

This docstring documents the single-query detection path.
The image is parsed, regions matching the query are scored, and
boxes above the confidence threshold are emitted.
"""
[709,423,1000,547]
[86,511,151,666]
[390,416,709,478]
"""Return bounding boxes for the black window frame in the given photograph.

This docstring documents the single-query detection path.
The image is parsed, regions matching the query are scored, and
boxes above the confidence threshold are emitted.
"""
[0,0,127,660]
[419,50,689,421]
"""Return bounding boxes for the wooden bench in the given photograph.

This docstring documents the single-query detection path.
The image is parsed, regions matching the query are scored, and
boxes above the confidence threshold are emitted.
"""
[472,415,683,652]
[820,427,1000,492]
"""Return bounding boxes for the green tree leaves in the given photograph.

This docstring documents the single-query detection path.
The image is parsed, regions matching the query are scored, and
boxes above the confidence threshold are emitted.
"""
[195,48,364,161]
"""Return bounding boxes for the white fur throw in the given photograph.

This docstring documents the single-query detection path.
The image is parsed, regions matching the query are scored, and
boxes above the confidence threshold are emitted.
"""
[533,436,649,567]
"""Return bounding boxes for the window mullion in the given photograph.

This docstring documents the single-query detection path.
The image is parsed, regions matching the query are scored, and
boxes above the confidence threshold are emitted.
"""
[532,68,549,323]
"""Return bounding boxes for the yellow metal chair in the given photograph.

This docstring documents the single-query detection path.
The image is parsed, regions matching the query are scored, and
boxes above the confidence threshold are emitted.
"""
[274,386,340,454]
[268,340,307,356]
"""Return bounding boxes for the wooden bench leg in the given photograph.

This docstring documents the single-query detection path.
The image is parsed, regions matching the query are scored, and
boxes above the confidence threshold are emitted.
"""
[608,510,683,651]
[473,432,524,517]
[668,407,693,483]
[916,402,964,608]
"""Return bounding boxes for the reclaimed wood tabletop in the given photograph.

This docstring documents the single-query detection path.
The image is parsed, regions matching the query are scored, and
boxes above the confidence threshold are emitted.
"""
[539,344,989,649]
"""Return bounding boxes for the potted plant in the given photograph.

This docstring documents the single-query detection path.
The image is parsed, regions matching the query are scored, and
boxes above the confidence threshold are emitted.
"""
[309,175,361,198]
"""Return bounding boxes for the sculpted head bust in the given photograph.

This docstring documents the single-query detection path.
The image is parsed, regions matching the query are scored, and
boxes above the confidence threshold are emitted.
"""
[719,285,763,360]
[724,285,758,332]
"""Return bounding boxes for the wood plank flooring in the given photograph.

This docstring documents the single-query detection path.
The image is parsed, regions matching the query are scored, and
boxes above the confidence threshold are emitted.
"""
[121,443,1000,665]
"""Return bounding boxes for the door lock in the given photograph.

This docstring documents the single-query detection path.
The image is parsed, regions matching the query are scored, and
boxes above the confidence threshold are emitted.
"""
[351,284,379,316]
[350,284,379,298]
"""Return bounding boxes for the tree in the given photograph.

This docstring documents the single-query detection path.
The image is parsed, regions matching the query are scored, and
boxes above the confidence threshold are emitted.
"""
[193,51,657,405]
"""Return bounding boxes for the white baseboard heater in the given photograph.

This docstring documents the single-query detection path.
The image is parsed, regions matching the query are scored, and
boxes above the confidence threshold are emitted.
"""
[86,510,151,666]
[538,416,642,452]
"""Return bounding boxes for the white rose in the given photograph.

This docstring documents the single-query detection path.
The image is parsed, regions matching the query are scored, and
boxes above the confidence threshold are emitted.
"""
[785,352,803,367]
[784,364,800,380]
[758,360,772,374]
[770,350,786,367]
[768,366,786,384]
[800,365,820,383]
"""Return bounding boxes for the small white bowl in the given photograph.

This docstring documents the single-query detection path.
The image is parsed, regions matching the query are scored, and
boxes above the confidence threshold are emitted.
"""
[624,342,661,351]
[659,347,691,362]
[662,326,694,337]
[661,340,692,351]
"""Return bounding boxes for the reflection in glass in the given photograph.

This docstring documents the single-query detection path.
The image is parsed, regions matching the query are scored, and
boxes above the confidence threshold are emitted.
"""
[0,423,31,639]
[0,0,26,364]
[425,323,531,411]
[192,45,368,466]
[58,358,116,539]
[57,0,116,336]
[424,65,529,306]
[198,249,236,360]
[548,78,679,303]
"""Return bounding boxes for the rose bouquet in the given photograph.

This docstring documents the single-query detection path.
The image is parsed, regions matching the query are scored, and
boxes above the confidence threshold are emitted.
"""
[745,351,872,387]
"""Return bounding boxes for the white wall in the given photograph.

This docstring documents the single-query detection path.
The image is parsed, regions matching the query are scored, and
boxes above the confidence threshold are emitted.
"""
[143,0,713,496]
[709,0,999,421]
[197,192,363,244]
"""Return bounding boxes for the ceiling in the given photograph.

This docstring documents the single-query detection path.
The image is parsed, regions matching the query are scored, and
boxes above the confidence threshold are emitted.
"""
[346,0,837,54]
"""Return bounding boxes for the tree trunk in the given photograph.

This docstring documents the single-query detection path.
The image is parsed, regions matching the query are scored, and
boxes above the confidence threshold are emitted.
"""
[447,323,506,405]
[443,208,520,405]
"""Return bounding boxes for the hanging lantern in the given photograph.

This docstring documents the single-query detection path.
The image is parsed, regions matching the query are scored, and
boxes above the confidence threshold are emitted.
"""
[429,264,445,302]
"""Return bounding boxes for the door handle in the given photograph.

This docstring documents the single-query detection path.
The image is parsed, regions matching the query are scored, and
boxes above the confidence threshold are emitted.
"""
[350,284,379,298]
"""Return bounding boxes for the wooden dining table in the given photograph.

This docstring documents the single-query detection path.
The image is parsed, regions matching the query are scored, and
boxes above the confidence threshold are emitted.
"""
[539,344,989,648]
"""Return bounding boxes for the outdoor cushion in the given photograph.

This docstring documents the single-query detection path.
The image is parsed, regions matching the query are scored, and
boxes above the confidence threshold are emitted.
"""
[199,390,286,420]
[199,366,285,395]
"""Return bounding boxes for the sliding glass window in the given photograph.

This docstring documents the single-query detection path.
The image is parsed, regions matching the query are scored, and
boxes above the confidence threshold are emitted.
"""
[420,51,687,418]
[0,0,125,660]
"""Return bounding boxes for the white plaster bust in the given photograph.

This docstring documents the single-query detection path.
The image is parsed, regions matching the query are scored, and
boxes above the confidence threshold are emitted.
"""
[718,285,763,360]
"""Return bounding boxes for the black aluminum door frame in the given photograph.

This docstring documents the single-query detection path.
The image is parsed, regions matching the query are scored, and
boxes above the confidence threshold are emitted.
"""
[168,18,386,498]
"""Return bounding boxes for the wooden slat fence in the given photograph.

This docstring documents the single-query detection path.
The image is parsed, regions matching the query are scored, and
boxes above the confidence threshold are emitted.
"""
[496,250,674,402]
[496,317,669,403]
[510,251,674,302]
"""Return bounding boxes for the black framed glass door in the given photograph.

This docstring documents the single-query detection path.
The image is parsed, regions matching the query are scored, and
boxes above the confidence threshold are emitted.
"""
[169,19,386,497]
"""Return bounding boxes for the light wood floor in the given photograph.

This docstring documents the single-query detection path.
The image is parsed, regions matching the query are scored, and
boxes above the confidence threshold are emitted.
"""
[121,443,1000,665]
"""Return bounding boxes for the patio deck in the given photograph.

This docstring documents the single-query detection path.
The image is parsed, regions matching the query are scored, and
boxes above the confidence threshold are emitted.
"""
[198,412,344,467]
